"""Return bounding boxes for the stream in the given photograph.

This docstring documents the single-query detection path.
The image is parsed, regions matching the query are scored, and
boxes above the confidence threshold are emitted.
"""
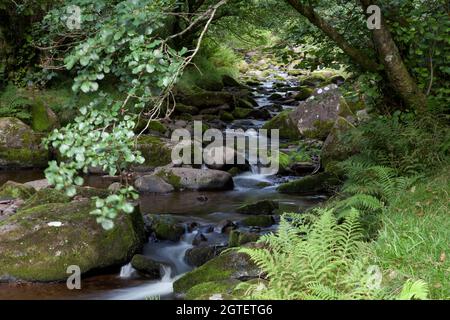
[0,66,326,300]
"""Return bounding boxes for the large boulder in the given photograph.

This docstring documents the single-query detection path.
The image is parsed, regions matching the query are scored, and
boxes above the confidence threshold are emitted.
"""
[0,117,49,168]
[131,254,161,279]
[0,200,145,282]
[0,181,36,200]
[144,214,185,242]
[185,245,225,267]
[289,85,346,140]
[236,200,278,215]
[262,111,300,140]
[155,167,234,191]
[277,172,340,195]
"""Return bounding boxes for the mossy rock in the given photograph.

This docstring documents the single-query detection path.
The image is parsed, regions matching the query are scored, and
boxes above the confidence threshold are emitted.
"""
[236,200,278,215]
[0,181,36,200]
[262,111,300,140]
[0,201,145,282]
[30,101,59,132]
[20,188,70,211]
[220,111,234,122]
[228,230,260,248]
[174,103,199,115]
[232,107,252,119]
[227,167,242,177]
[241,215,274,228]
[173,251,259,294]
[277,172,340,195]
[293,87,313,101]
[237,99,254,109]
[131,254,161,279]
[180,91,238,109]
[75,186,110,198]
[338,97,356,118]
[145,214,185,241]
[303,119,335,140]
[0,117,49,168]
[185,280,240,300]
[137,135,173,169]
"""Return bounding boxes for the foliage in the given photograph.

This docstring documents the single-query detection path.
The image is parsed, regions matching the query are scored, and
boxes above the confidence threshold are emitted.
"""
[43,96,144,229]
[239,208,428,300]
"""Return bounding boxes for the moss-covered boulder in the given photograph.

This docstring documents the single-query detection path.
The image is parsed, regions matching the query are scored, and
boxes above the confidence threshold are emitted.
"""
[262,111,300,140]
[321,116,357,169]
[155,167,234,191]
[0,181,36,200]
[228,230,260,247]
[277,172,340,195]
[145,214,185,241]
[241,215,275,228]
[136,135,174,170]
[0,117,49,168]
[219,111,234,122]
[236,200,278,215]
[131,254,161,279]
[293,87,313,101]
[20,188,70,211]
[173,250,260,295]
[0,200,145,282]
[30,101,59,132]
[174,103,199,115]
[185,245,225,267]
[232,107,252,119]
[185,280,240,300]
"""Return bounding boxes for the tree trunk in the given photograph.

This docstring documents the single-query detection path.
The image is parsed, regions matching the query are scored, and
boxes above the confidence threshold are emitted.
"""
[285,0,380,72]
[360,0,427,112]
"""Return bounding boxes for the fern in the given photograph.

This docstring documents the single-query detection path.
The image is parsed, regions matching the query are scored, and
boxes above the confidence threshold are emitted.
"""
[238,209,428,300]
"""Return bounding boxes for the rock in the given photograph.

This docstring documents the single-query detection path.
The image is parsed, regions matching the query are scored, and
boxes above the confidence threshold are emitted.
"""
[293,87,313,101]
[219,111,234,122]
[262,111,300,140]
[289,85,344,139]
[185,245,225,267]
[145,214,185,241]
[214,220,237,234]
[241,215,275,228]
[135,175,174,193]
[277,172,340,194]
[0,181,36,200]
[20,188,70,211]
[179,91,241,109]
[331,75,346,85]
[0,117,49,168]
[24,179,50,191]
[203,146,236,171]
[0,199,24,222]
[135,135,174,170]
[131,254,161,279]
[236,200,278,215]
[248,108,271,120]
[222,75,243,88]
[192,233,208,246]
[75,186,110,198]
[232,107,252,119]
[237,99,255,109]
[185,280,240,300]
[268,93,283,101]
[321,116,357,169]
[108,182,122,193]
[200,104,231,115]
[289,162,317,176]
[173,250,260,295]
[174,104,199,115]
[228,230,260,247]
[30,102,59,132]
[155,167,234,191]
[0,200,145,282]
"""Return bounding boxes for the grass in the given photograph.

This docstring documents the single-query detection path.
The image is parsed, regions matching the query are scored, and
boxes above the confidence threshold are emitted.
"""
[373,165,450,299]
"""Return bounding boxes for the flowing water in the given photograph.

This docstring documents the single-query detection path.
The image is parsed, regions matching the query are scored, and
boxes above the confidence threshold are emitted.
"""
[0,68,325,300]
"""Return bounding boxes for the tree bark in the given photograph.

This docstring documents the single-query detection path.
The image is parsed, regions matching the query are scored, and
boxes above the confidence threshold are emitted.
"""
[360,0,427,112]
[285,0,380,72]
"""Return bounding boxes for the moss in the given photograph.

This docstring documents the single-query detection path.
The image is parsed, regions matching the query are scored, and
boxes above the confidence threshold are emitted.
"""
[174,251,254,294]
[20,188,70,211]
[232,107,252,119]
[303,119,335,140]
[185,280,240,300]
[0,147,49,168]
[241,215,274,227]
[30,100,57,132]
[75,186,110,198]
[220,111,234,122]
[175,104,199,115]
[228,230,260,247]
[146,214,184,241]
[237,200,278,215]
[156,169,182,190]
[294,87,313,101]
[131,254,160,278]
[0,201,144,282]
[262,111,300,140]
[137,135,173,168]
[338,97,356,118]
[0,181,36,199]
[147,121,168,134]
[277,172,340,194]
[237,99,254,109]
